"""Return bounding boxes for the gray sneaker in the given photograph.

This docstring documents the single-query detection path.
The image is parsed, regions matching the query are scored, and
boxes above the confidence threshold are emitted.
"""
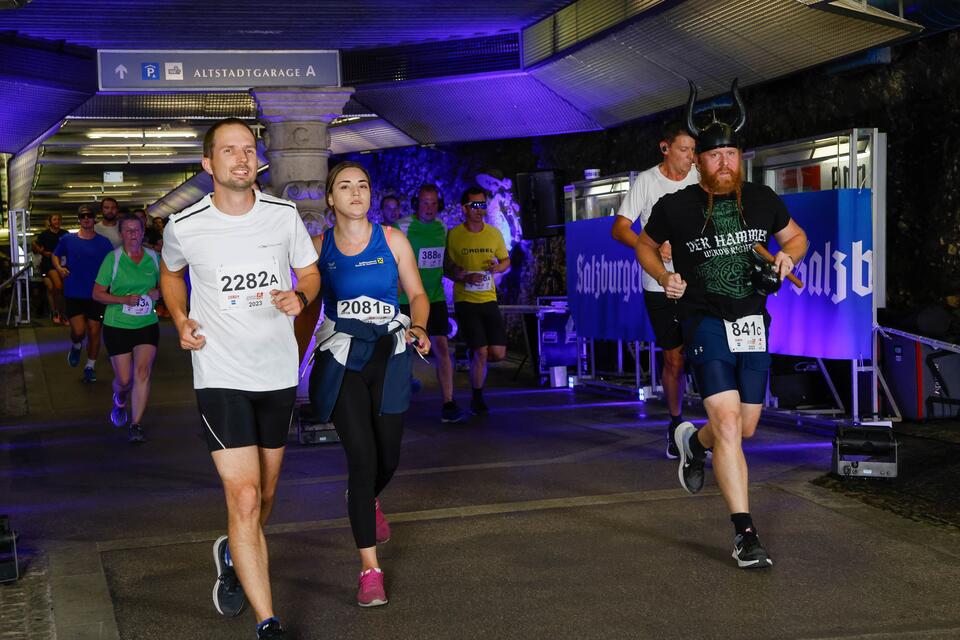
[212,535,246,617]
[674,421,705,494]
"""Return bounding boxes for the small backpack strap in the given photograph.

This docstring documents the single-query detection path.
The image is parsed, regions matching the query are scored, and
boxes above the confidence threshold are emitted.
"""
[144,247,160,271]
[111,248,123,282]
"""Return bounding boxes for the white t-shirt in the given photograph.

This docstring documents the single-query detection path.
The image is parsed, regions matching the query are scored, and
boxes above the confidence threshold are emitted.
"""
[616,164,700,292]
[94,222,122,248]
[162,191,318,392]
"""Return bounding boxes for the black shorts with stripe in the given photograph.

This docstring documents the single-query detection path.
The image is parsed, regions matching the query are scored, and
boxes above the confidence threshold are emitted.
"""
[195,386,296,452]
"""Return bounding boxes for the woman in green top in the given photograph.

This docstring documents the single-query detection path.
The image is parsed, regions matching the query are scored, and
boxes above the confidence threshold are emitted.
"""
[92,214,161,443]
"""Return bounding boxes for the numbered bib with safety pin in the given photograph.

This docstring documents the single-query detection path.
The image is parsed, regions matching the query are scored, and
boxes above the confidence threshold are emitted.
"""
[122,295,153,317]
[337,295,395,324]
[418,247,444,269]
[723,314,766,353]
[464,271,493,292]
[217,259,282,311]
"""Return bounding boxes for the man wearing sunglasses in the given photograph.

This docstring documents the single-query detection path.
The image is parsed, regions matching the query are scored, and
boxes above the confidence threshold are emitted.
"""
[444,186,510,416]
[52,203,115,382]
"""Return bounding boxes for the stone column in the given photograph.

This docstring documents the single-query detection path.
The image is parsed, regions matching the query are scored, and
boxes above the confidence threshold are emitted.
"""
[250,86,355,231]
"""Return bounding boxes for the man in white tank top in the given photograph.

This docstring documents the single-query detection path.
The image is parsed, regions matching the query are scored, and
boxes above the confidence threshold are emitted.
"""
[612,121,699,459]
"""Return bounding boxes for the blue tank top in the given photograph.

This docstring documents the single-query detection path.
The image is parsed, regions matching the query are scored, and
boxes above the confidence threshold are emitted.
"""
[318,224,399,323]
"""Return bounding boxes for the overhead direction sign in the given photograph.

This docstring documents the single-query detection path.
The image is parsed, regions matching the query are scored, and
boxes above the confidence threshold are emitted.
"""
[97,50,340,91]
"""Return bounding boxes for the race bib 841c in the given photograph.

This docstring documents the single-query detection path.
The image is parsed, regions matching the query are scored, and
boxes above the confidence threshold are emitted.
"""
[723,315,766,353]
[217,259,282,312]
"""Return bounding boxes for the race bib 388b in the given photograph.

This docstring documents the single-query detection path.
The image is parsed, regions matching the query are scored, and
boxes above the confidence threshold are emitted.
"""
[418,247,444,269]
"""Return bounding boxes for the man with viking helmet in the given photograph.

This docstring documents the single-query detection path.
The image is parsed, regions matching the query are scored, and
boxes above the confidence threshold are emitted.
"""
[635,79,808,569]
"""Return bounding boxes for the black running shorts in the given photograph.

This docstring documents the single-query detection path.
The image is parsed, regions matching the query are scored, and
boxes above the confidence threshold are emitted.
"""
[454,301,507,349]
[643,291,683,351]
[103,323,160,356]
[195,386,297,451]
[400,300,450,337]
[65,297,105,322]
[682,316,770,404]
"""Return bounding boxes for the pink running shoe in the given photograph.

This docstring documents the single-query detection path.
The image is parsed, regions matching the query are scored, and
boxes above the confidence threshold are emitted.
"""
[357,568,388,607]
[375,499,391,544]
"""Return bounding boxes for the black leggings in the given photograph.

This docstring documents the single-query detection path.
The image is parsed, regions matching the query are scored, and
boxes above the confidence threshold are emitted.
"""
[332,336,404,549]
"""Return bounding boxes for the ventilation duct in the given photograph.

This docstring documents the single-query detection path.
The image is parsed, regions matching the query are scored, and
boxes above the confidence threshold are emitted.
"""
[342,34,521,85]
[526,0,923,128]
[524,0,920,68]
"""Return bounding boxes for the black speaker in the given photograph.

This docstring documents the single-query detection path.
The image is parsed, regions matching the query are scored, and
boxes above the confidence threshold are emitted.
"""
[769,355,833,409]
[516,171,563,239]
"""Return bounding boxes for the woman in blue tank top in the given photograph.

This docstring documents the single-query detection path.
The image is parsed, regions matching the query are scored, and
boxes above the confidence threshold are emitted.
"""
[308,161,430,608]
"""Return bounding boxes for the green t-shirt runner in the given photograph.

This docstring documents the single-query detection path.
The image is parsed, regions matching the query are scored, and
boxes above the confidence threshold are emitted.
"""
[394,216,447,304]
[94,248,160,329]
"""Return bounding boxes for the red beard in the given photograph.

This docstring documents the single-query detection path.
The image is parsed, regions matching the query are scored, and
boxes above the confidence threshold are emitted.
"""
[701,165,743,195]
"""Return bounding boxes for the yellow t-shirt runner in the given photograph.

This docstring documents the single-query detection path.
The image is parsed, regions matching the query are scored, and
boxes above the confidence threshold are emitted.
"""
[446,223,509,304]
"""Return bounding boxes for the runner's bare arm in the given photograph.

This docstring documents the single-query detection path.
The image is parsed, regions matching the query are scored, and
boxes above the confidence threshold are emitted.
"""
[272,263,319,317]
[388,229,431,354]
[636,231,686,298]
[160,260,205,350]
[772,219,808,281]
[611,215,638,249]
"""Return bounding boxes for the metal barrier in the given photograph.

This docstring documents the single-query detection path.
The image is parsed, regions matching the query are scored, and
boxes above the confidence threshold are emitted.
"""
[5,208,32,326]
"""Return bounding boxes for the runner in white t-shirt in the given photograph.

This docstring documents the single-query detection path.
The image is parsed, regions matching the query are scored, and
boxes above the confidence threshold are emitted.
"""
[612,121,698,459]
[160,118,319,640]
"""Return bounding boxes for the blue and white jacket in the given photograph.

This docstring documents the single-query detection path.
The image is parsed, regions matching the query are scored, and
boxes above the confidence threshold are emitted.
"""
[308,313,413,422]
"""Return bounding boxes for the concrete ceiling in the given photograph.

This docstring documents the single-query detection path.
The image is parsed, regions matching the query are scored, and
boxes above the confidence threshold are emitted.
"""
[0,0,931,227]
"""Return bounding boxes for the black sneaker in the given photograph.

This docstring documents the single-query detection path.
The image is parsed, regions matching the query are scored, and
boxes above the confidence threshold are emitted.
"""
[212,535,246,617]
[666,424,679,459]
[470,396,488,415]
[441,402,467,423]
[732,531,774,569]
[127,423,146,444]
[257,619,286,639]
[674,421,705,494]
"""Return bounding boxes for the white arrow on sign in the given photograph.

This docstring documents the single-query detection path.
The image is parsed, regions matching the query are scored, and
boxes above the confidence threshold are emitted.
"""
[115,64,128,79]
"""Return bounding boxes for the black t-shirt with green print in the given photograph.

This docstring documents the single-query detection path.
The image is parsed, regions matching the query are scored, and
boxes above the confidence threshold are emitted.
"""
[643,181,790,322]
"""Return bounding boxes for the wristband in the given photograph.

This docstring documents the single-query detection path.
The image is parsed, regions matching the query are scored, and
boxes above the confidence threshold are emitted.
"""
[294,290,308,309]
[411,324,427,335]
